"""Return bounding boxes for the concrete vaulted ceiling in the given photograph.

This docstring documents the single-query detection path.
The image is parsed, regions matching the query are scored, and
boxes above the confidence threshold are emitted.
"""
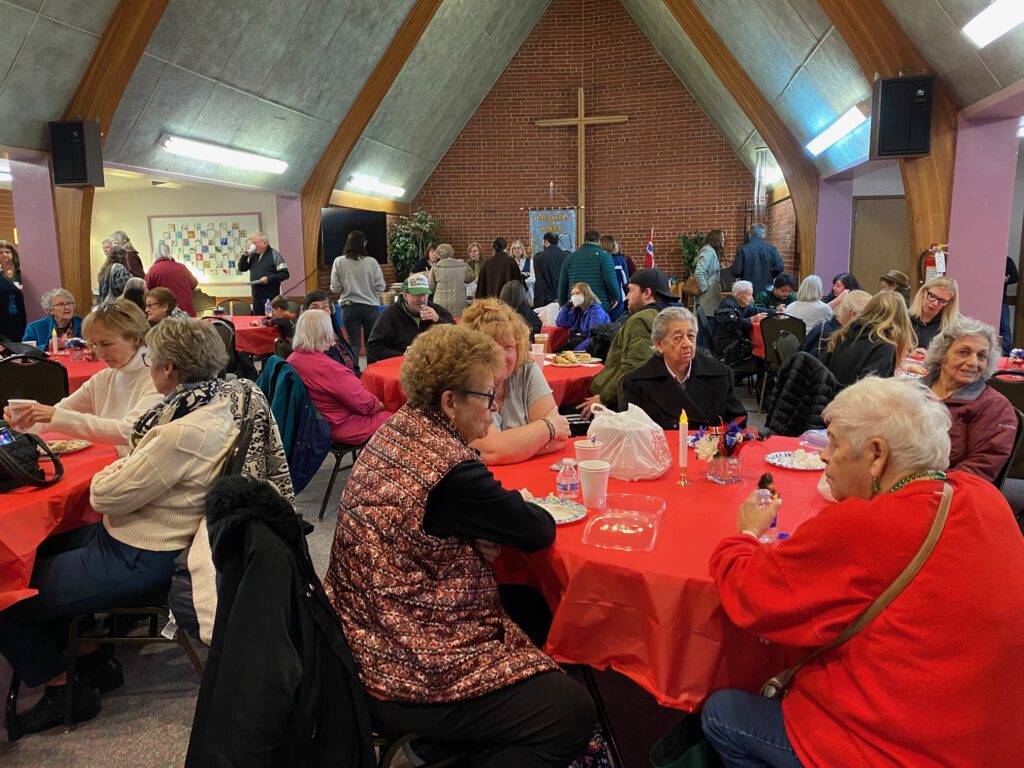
[0,0,1021,198]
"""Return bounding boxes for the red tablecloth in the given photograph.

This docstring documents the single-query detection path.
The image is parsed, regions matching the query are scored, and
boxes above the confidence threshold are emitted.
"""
[455,319,569,353]
[0,438,118,612]
[59,358,108,393]
[751,317,765,359]
[228,316,279,355]
[490,436,825,710]
[362,357,602,411]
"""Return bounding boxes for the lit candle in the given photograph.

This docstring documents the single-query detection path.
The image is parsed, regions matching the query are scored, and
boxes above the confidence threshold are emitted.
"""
[678,409,691,486]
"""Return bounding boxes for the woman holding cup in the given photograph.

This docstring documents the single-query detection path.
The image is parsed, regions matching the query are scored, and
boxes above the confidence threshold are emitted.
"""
[4,300,162,454]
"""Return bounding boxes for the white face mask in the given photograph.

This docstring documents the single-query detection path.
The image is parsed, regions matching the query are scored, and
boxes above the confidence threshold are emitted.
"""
[570,293,584,307]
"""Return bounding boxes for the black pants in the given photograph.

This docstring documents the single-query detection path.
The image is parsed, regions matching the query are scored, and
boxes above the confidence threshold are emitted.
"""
[368,670,596,768]
[341,302,380,352]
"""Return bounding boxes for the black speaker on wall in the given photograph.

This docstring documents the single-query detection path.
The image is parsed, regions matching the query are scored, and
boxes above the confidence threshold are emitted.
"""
[869,75,934,159]
[48,120,105,187]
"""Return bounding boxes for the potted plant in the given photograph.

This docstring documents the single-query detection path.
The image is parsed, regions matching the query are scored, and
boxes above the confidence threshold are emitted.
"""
[387,210,442,281]
[676,231,705,278]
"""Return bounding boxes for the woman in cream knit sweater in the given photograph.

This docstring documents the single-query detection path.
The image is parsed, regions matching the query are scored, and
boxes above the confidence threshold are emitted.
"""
[4,299,162,454]
[0,319,237,735]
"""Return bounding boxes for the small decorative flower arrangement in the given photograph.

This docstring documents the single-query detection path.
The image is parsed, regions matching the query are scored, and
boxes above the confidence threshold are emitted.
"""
[688,421,758,484]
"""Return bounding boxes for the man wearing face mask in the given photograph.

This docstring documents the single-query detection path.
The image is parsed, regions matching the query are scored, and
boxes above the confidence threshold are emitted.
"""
[238,232,289,312]
[366,274,454,363]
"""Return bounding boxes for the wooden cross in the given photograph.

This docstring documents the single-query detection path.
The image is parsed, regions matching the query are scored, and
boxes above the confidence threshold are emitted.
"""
[535,87,628,244]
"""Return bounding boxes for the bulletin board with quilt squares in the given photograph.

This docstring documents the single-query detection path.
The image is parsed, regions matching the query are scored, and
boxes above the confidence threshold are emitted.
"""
[147,213,263,287]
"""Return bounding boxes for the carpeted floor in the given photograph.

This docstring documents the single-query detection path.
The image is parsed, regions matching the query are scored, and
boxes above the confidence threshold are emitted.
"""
[3,386,1021,766]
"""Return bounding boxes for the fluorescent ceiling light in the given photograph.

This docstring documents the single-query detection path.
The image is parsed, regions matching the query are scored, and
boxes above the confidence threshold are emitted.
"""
[806,107,867,157]
[962,0,1024,48]
[348,174,405,198]
[159,133,288,174]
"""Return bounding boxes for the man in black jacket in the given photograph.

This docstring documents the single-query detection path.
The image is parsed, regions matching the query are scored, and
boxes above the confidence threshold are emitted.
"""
[238,232,289,313]
[730,223,783,296]
[532,232,570,307]
[366,274,454,363]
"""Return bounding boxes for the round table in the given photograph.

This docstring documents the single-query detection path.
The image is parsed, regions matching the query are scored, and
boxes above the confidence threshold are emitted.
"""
[0,437,119,611]
[59,358,108,393]
[489,435,826,711]
[228,315,280,355]
[361,357,603,412]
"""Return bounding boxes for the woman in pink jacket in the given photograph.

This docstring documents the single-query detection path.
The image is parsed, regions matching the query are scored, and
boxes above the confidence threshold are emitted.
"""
[287,310,391,444]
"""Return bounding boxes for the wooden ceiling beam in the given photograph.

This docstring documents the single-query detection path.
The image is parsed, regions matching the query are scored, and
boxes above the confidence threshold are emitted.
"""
[299,0,443,291]
[55,0,168,310]
[817,0,957,283]
[661,0,820,277]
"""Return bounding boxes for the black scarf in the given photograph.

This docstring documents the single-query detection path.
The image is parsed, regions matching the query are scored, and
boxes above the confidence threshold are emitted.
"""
[130,379,222,448]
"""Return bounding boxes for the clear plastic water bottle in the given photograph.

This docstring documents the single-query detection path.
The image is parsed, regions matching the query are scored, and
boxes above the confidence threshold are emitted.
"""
[264,298,272,317]
[757,488,778,543]
[556,458,580,500]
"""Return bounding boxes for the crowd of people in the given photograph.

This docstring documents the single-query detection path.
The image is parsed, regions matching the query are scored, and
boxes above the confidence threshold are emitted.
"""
[2,221,1022,768]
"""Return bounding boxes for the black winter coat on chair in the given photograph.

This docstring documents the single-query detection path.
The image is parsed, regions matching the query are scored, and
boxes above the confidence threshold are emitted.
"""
[764,352,840,437]
[186,476,376,768]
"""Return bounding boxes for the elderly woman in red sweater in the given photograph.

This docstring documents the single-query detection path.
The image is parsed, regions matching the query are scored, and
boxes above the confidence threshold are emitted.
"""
[287,310,390,444]
[702,376,1024,767]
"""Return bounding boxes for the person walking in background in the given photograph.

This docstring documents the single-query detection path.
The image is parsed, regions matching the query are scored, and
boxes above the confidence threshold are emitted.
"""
[429,243,474,318]
[238,232,289,314]
[475,237,522,300]
[602,235,629,321]
[146,242,198,316]
[557,229,620,315]
[694,230,724,347]
[730,223,783,296]
[532,232,569,308]
[330,230,385,352]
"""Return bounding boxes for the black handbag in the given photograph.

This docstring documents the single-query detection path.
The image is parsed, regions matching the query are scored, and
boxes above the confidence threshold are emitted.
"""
[0,422,64,493]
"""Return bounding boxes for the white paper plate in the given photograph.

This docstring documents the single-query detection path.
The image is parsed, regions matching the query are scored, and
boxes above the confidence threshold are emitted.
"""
[531,495,588,524]
[765,450,826,471]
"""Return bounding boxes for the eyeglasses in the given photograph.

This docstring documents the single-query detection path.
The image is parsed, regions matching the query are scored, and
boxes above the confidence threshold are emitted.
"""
[144,302,163,309]
[464,387,498,411]
[926,291,952,307]
[51,302,75,309]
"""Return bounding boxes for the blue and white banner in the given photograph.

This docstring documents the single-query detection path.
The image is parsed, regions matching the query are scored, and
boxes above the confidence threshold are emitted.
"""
[529,209,576,256]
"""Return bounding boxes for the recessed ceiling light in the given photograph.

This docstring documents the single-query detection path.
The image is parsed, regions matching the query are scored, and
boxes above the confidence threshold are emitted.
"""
[962,0,1024,48]
[806,107,868,157]
[159,133,288,174]
[348,174,406,198]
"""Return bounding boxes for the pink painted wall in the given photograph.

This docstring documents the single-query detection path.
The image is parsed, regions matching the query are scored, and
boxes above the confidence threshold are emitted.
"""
[275,194,306,297]
[814,177,854,282]
[947,115,1021,327]
[9,157,61,322]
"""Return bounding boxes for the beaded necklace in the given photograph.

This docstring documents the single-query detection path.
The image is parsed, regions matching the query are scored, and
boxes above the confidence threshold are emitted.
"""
[888,470,947,494]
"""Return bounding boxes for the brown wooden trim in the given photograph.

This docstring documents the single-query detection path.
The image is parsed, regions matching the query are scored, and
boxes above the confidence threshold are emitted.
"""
[662,0,819,278]
[329,189,411,215]
[299,0,443,291]
[767,182,791,205]
[53,186,95,310]
[816,0,957,274]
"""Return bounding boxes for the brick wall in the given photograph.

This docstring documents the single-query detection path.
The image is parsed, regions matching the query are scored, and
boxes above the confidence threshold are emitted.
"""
[0,190,15,245]
[317,0,754,289]
[765,197,798,277]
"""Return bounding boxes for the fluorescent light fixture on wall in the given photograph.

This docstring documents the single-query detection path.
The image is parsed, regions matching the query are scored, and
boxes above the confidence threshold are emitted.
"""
[962,0,1024,48]
[0,158,10,182]
[806,107,867,157]
[158,133,288,174]
[348,174,405,198]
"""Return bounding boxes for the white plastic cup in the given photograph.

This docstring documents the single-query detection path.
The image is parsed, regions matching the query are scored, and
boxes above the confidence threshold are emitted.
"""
[575,440,604,463]
[531,343,545,355]
[6,398,37,425]
[579,459,611,508]
[531,352,545,368]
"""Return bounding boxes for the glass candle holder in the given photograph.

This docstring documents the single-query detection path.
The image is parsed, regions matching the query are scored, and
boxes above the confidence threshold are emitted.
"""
[707,455,742,485]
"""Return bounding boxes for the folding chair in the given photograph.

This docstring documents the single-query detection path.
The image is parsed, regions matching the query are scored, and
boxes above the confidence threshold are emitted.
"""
[0,354,69,410]
[216,300,251,316]
[758,315,806,408]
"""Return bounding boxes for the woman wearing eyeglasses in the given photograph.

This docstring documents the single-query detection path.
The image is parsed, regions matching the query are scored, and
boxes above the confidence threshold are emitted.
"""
[22,288,83,348]
[461,298,570,464]
[4,299,161,455]
[909,276,959,355]
[324,324,595,766]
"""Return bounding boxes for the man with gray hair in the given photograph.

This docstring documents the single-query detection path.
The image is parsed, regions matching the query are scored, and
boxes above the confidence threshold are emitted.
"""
[238,232,290,313]
[146,241,199,316]
[730,223,783,297]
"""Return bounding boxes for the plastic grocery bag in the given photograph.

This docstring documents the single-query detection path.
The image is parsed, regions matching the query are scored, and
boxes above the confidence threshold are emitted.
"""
[586,404,672,481]
[535,302,560,326]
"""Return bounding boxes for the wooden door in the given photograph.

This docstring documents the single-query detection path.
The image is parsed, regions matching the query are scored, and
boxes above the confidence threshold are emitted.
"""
[850,197,911,289]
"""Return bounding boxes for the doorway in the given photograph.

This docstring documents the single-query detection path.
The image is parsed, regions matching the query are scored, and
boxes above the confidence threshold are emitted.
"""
[850,197,911,288]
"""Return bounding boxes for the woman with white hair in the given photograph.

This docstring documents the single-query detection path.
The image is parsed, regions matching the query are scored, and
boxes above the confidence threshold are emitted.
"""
[924,316,1016,483]
[1,319,237,733]
[287,309,390,444]
[783,275,833,331]
[22,287,83,347]
[620,306,745,429]
[702,376,1024,767]
[107,229,145,278]
[712,279,766,359]
[146,241,198,315]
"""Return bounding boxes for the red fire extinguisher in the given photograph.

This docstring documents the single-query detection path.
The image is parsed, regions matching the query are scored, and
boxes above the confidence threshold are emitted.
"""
[918,243,948,286]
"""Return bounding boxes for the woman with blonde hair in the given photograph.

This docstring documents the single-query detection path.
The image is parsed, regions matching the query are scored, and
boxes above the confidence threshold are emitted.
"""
[821,291,916,388]
[909,275,959,354]
[510,239,535,303]
[461,298,569,464]
[555,281,610,351]
[802,289,872,358]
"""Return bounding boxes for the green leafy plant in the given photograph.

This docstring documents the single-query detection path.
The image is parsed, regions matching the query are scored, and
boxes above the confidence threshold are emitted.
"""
[677,231,705,278]
[388,210,442,281]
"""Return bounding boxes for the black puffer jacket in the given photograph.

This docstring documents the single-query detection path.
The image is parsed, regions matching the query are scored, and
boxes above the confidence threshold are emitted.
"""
[765,352,839,436]
[186,476,375,768]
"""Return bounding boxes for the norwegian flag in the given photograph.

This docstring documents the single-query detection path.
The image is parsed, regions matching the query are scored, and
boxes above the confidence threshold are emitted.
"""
[644,229,655,268]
